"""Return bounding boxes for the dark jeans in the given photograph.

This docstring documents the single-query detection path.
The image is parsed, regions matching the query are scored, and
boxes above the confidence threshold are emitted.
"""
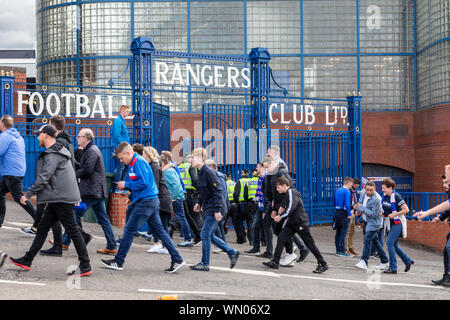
[445,232,450,275]
[251,208,274,254]
[214,216,226,242]
[273,224,326,265]
[32,203,63,247]
[172,199,192,241]
[25,203,90,269]
[361,229,388,264]
[334,211,350,253]
[63,198,116,250]
[0,175,36,225]
[115,198,183,265]
[112,160,128,190]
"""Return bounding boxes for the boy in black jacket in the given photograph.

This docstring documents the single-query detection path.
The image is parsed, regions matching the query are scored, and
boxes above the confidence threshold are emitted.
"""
[263,176,328,274]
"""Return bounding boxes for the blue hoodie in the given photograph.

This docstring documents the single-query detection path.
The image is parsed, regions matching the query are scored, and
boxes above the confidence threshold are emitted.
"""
[124,153,159,202]
[111,115,130,148]
[0,128,26,177]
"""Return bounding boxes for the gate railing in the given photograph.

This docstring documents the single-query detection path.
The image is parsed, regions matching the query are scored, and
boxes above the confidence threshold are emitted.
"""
[400,192,448,221]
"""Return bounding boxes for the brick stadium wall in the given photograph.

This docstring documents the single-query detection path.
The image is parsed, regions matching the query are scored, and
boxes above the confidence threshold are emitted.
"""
[413,104,450,192]
[401,220,450,252]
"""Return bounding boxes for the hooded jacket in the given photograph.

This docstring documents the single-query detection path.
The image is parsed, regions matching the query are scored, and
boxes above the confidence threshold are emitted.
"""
[76,141,108,199]
[279,187,309,228]
[26,142,81,205]
[56,130,75,168]
[263,160,294,213]
[163,163,185,201]
[0,128,26,177]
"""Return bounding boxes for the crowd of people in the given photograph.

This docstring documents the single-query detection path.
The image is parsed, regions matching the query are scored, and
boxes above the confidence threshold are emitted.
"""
[0,110,449,287]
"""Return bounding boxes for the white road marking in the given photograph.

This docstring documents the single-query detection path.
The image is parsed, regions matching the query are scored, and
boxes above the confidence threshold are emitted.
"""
[0,279,45,287]
[280,273,448,290]
[208,265,281,278]
[138,288,226,296]
[5,222,30,227]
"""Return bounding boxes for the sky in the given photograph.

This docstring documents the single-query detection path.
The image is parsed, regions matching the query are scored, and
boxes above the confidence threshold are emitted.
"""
[0,0,36,49]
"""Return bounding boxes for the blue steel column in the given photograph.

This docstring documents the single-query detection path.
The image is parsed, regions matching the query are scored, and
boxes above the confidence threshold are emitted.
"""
[249,47,271,162]
[347,94,362,180]
[130,37,155,146]
[0,75,14,116]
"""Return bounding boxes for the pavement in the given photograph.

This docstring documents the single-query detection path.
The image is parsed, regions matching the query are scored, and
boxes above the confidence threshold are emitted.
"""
[0,199,449,300]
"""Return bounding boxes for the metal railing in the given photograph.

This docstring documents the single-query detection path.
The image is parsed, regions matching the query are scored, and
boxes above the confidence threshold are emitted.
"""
[400,192,448,221]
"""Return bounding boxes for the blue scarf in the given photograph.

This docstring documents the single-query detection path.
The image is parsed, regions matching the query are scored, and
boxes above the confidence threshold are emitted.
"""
[382,192,401,225]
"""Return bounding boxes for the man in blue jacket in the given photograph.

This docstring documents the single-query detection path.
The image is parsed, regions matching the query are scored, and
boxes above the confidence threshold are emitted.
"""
[111,105,131,191]
[101,142,185,273]
[0,115,36,227]
[333,177,354,257]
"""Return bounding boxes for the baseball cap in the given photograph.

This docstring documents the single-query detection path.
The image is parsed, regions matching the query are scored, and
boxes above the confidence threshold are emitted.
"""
[33,124,57,137]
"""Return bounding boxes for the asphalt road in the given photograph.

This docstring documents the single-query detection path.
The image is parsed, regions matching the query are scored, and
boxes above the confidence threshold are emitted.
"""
[0,200,449,300]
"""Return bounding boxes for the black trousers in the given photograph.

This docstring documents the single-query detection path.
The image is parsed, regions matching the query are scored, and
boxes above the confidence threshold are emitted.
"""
[24,202,90,269]
[273,224,326,265]
[0,176,36,225]
[32,203,63,247]
[183,197,201,242]
[232,202,256,244]
[273,219,307,254]
[445,231,450,275]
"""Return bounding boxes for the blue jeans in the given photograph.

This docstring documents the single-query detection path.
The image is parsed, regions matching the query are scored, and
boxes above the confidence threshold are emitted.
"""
[200,213,236,266]
[386,223,412,271]
[361,230,388,264]
[335,216,349,253]
[444,232,450,275]
[113,159,128,186]
[115,198,183,265]
[62,198,117,250]
[214,218,226,242]
[172,199,192,241]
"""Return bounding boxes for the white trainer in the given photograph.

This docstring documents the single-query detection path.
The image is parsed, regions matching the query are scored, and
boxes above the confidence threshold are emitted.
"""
[147,243,163,253]
[376,262,389,270]
[355,259,368,270]
[280,253,297,266]
[156,247,169,255]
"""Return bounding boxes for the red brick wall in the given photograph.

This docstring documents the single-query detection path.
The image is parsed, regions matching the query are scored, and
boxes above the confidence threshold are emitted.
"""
[401,220,450,251]
[413,104,450,192]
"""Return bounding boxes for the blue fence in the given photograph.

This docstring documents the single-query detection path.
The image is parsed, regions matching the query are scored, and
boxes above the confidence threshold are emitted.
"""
[401,192,448,221]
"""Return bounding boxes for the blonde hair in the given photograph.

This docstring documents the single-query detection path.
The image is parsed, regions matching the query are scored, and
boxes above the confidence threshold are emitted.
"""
[143,146,159,163]
[192,148,207,160]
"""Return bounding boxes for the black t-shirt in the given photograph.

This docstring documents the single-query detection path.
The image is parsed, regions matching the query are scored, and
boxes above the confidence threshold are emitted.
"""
[382,193,405,226]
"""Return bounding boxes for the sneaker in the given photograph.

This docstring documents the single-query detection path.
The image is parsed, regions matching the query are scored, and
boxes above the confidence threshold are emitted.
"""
[20,227,36,237]
[165,260,186,274]
[383,268,397,274]
[230,250,240,269]
[262,260,279,269]
[40,247,63,257]
[189,263,209,271]
[313,263,329,274]
[244,248,260,255]
[404,260,414,273]
[101,259,123,271]
[67,265,93,277]
[256,252,273,259]
[376,262,389,270]
[177,240,194,247]
[355,259,368,270]
[337,252,353,257]
[442,277,450,288]
[280,253,297,266]
[297,249,310,263]
[147,243,163,253]
[0,252,7,268]
[9,257,31,271]
[137,231,153,241]
[49,240,69,251]
[156,247,169,255]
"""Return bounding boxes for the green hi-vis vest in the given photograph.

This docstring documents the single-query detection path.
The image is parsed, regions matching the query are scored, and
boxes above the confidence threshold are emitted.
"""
[238,177,259,202]
[226,180,236,201]
[178,162,197,190]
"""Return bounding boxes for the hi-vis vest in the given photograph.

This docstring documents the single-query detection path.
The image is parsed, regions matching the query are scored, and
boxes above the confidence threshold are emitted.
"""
[178,162,196,190]
[226,180,236,201]
[238,177,259,201]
